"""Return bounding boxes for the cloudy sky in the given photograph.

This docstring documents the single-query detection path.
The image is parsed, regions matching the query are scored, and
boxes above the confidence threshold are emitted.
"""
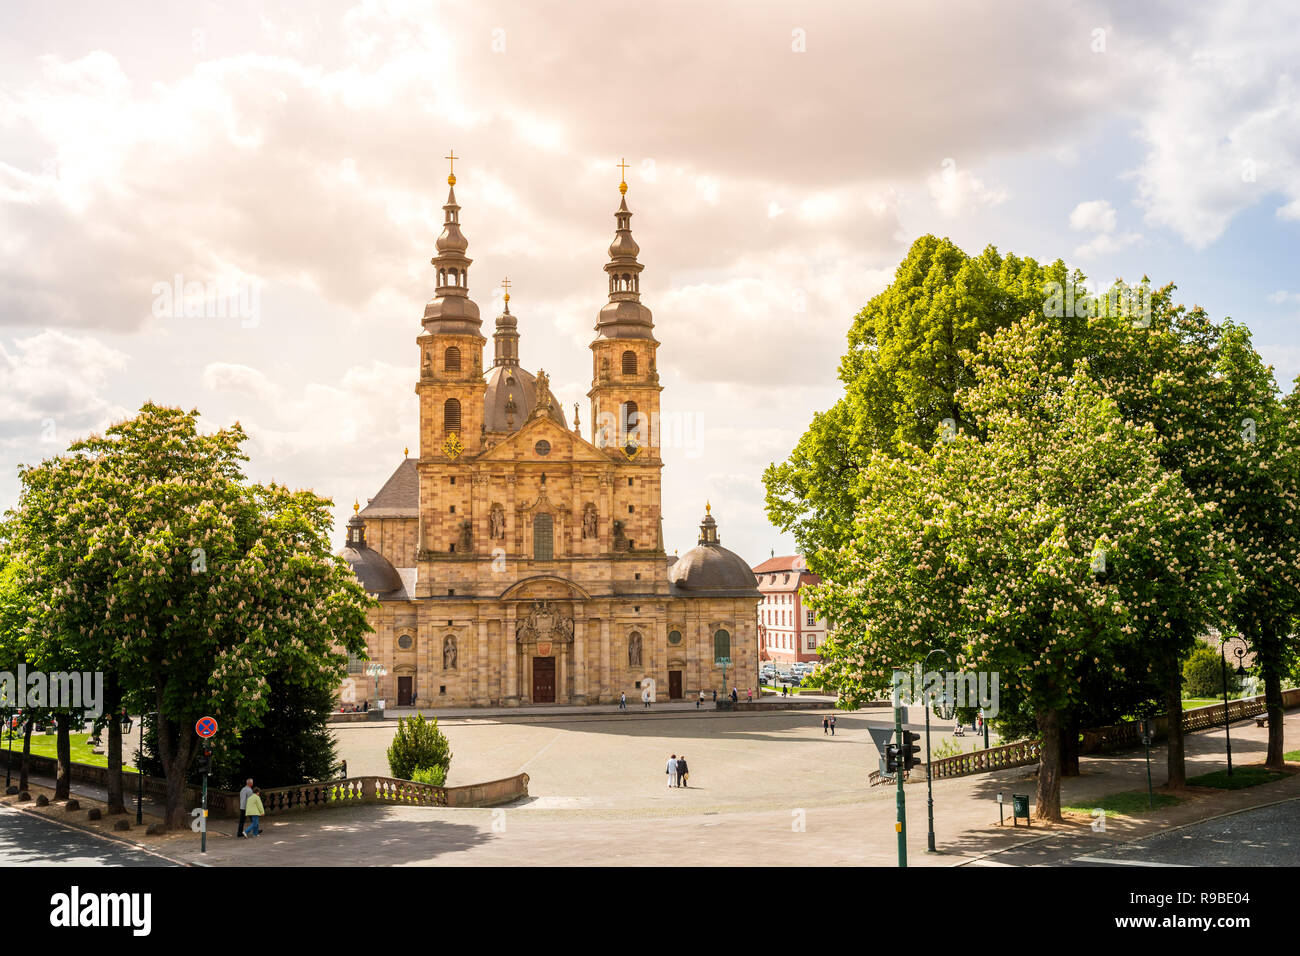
[3,0,1299,563]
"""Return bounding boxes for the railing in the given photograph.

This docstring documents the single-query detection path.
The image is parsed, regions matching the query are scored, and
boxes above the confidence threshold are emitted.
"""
[259,776,448,814]
[927,738,1043,780]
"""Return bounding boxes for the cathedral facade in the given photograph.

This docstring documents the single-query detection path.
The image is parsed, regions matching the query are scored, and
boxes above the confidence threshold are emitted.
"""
[339,166,760,708]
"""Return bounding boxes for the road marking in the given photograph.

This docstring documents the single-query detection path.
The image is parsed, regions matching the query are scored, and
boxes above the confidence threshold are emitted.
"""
[1073,856,1185,867]
[515,731,562,774]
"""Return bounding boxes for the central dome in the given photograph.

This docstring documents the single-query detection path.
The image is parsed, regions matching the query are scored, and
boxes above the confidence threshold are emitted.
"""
[483,364,567,433]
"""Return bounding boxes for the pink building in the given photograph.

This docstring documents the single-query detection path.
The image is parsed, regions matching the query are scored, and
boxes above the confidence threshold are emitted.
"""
[751,555,828,665]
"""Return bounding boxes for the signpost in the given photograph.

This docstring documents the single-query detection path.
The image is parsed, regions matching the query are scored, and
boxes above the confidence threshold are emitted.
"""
[195,716,217,853]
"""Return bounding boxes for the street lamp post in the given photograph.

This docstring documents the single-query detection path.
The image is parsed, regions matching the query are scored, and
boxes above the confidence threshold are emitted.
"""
[1219,638,1234,777]
[923,648,952,853]
[4,708,14,792]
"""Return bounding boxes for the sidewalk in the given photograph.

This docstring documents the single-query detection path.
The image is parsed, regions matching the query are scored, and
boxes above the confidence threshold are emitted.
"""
[356,694,842,724]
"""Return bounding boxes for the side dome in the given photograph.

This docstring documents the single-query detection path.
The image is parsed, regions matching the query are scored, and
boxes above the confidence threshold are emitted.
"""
[340,510,404,597]
[668,506,760,596]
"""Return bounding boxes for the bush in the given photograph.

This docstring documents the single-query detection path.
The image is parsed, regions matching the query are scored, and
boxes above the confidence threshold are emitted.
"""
[411,765,447,787]
[386,712,452,781]
[1183,645,1242,699]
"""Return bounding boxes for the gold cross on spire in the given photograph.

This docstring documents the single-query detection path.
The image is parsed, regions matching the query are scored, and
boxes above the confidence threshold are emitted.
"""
[501,276,511,303]
[445,149,458,186]
[617,156,629,195]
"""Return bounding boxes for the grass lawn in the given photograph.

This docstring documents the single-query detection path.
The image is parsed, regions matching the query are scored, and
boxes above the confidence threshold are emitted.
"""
[1182,698,1226,709]
[1,732,137,772]
[760,684,823,695]
[1064,790,1183,815]
[1187,767,1285,790]
[1286,750,1300,763]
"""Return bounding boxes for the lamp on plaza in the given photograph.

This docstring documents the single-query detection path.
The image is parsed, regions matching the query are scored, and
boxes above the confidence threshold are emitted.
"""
[1219,635,1238,777]
[923,648,953,853]
[366,662,388,709]
[3,706,15,793]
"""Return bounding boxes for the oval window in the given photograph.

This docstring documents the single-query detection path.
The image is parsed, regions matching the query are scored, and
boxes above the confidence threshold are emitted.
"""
[535,440,551,456]
[668,629,682,645]
[397,634,413,650]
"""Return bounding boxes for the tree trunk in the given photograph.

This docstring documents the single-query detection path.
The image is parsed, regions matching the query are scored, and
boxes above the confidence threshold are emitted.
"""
[54,712,71,800]
[1264,666,1285,770]
[1059,711,1080,777]
[156,711,193,830]
[1034,708,1063,822]
[19,719,33,791]
[1164,665,1186,790]
[104,678,124,814]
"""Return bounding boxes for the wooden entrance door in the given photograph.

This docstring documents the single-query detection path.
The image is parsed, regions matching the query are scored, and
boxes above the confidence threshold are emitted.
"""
[397,677,413,706]
[532,657,556,703]
[668,670,683,700]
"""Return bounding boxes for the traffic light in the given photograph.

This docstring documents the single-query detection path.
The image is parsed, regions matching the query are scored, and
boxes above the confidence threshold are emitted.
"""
[883,743,901,776]
[196,747,213,775]
[901,731,922,771]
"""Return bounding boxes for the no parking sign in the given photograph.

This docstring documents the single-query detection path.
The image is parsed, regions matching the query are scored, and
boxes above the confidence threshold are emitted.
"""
[195,716,218,738]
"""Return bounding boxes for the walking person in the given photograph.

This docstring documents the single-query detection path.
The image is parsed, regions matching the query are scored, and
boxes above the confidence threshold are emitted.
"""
[822,716,829,735]
[830,715,837,736]
[746,688,752,703]
[696,690,704,709]
[237,777,254,838]
[243,787,265,838]
[619,692,627,711]
[712,689,717,704]
[666,754,678,787]
[677,754,689,788]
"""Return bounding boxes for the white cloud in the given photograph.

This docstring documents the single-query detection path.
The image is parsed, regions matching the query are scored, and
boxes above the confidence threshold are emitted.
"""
[1069,200,1118,233]
[927,165,1009,218]
[0,330,130,439]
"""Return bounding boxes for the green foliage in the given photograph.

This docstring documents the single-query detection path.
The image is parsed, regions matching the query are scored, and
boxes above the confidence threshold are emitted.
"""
[1182,645,1243,699]
[1062,791,1182,815]
[932,738,963,760]
[386,712,452,781]
[410,764,447,787]
[4,402,375,823]
[764,237,1068,564]
[1187,768,1284,790]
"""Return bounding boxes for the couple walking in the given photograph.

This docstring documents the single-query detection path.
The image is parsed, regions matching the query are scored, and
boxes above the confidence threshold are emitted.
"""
[821,715,837,736]
[666,753,690,788]
[238,777,265,838]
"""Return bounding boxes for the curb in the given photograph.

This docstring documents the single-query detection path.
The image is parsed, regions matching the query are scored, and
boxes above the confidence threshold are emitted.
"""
[952,780,1300,867]
[0,800,192,866]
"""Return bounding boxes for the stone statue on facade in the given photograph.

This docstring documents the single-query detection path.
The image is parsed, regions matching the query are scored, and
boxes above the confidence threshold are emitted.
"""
[582,503,598,539]
[444,636,457,670]
[628,632,642,667]
[490,503,505,540]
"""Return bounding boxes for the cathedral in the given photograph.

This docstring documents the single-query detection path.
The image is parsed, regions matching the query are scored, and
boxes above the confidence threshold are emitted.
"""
[339,160,760,708]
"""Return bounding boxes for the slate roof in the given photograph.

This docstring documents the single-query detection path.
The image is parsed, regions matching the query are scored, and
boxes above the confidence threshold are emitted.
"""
[360,458,418,518]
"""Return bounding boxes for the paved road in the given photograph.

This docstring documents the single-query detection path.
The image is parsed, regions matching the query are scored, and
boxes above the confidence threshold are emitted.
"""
[0,804,179,867]
[1071,798,1300,867]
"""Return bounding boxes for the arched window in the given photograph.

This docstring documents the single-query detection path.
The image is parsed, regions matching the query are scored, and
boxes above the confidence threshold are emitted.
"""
[445,346,461,372]
[443,398,461,435]
[713,629,731,664]
[533,514,553,561]
[622,350,638,376]
[623,401,640,441]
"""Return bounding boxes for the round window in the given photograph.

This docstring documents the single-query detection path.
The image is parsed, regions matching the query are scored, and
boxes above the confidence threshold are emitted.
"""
[668,629,682,645]
[535,440,551,456]
[397,634,413,650]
